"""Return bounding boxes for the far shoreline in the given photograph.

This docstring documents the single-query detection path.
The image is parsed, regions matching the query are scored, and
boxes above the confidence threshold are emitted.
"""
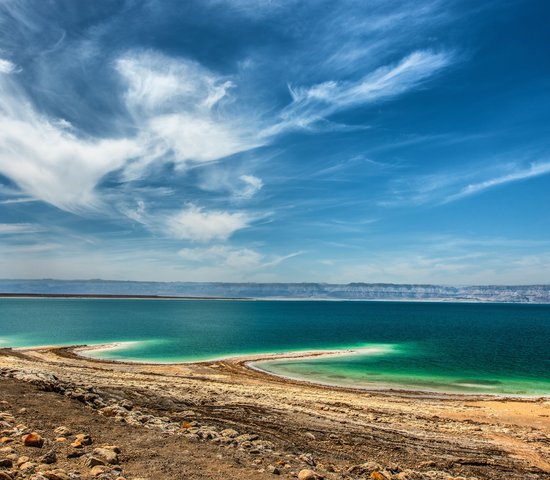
[2,292,550,305]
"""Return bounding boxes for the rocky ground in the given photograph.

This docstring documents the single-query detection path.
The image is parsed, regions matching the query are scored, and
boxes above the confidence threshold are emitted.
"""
[0,346,549,480]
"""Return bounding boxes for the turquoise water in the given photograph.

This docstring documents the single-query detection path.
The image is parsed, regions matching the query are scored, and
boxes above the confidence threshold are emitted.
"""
[1,298,549,395]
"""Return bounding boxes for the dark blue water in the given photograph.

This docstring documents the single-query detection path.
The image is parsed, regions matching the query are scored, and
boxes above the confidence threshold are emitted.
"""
[1,299,549,394]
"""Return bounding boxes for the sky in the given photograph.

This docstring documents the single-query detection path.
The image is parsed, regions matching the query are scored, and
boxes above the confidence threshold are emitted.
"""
[0,0,549,284]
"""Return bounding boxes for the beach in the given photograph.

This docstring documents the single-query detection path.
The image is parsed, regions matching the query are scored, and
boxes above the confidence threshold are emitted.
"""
[0,344,549,480]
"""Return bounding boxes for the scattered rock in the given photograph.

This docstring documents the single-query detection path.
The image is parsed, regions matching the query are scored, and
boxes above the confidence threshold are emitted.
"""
[221,428,239,438]
[298,469,321,480]
[19,461,36,472]
[304,432,316,440]
[0,472,12,480]
[53,427,71,437]
[93,446,120,465]
[22,432,44,448]
[86,456,106,468]
[0,458,12,468]
[298,453,316,466]
[267,465,281,475]
[70,433,92,448]
[40,450,57,465]
[90,465,109,477]
[42,469,70,480]
[370,472,386,480]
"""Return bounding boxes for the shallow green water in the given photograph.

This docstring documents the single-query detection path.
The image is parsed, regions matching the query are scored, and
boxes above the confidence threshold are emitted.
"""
[1,298,549,395]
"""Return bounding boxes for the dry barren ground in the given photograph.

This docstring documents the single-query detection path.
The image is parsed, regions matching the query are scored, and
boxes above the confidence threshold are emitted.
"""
[0,346,549,480]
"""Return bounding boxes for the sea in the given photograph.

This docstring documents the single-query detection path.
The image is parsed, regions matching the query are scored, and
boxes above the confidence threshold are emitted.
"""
[1,298,549,395]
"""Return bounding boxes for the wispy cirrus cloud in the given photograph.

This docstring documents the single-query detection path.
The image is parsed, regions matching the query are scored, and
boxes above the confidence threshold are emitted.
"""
[383,160,550,207]
[443,161,550,203]
[265,50,453,135]
[117,51,262,178]
[178,244,303,270]
[0,223,43,234]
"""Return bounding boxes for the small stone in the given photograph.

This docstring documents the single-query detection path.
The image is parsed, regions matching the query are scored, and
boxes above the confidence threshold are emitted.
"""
[17,456,30,466]
[370,473,385,480]
[19,461,36,472]
[267,465,281,475]
[70,433,92,448]
[0,438,13,445]
[298,453,316,466]
[0,472,12,480]
[0,458,12,468]
[42,469,70,480]
[53,427,71,437]
[220,428,239,438]
[90,465,109,477]
[40,450,57,465]
[85,457,106,468]
[22,432,44,448]
[304,432,316,440]
[93,446,120,464]
[55,438,66,443]
[298,469,320,480]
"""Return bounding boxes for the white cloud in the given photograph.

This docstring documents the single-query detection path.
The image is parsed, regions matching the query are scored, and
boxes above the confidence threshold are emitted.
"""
[0,58,16,74]
[0,71,140,212]
[444,161,550,203]
[0,197,36,205]
[165,204,251,242]
[0,50,262,214]
[384,160,550,207]
[238,174,263,198]
[0,223,43,234]
[266,50,452,135]
[117,51,261,173]
[0,115,139,212]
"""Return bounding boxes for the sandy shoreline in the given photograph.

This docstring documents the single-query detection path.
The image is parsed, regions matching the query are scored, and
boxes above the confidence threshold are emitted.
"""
[40,341,548,399]
[1,344,550,479]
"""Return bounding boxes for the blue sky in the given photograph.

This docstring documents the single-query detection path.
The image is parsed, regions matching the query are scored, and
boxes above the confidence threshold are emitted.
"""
[0,0,549,284]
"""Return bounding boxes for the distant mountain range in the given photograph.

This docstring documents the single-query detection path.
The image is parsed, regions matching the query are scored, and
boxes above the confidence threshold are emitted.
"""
[1,279,550,303]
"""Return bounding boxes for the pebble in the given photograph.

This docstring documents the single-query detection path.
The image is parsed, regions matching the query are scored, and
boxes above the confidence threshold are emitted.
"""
[90,465,110,477]
[40,450,57,465]
[42,469,70,480]
[53,426,72,437]
[267,465,281,475]
[93,445,120,464]
[298,469,320,480]
[71,433,92,448]
[22,432,44,448]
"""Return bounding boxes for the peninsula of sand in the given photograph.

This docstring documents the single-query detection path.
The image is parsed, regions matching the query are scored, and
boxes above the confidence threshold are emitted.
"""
[0,344,549,480]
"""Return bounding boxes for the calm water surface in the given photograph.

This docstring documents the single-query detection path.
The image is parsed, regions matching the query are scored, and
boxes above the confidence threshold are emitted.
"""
[1,298,549,395]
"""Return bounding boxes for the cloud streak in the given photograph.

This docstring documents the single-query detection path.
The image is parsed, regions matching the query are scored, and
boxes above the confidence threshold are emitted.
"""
[265,50,452,134]
[443,161,550,203]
